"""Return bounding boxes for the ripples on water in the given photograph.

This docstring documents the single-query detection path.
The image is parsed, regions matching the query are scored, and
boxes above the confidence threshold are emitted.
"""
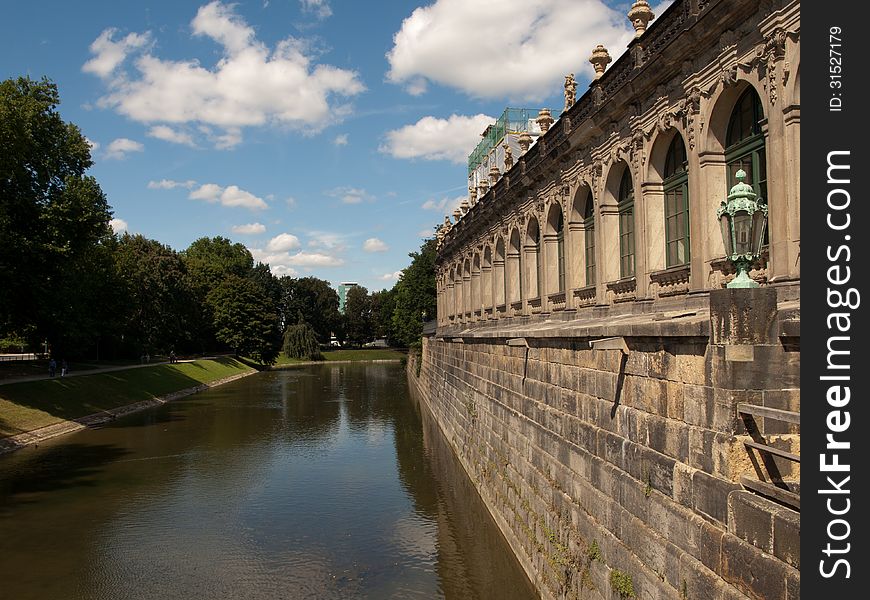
[0,363,537,600]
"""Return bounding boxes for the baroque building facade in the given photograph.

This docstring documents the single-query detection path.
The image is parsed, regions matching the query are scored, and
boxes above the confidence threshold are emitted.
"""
[415,1,801,598]
[435,0,799,325]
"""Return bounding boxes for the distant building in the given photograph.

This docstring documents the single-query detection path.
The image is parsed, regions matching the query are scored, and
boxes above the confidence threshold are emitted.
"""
[337,281,358,313]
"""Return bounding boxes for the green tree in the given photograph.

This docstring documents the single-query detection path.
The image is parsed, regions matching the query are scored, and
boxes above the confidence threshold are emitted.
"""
[113,234,194,355]
[181,236,255,351]
[282,313,323,361]
[207,275,282,364]
[280,276,341,344]
[391,238,437,347]
[0,76,115,355]
[370,288,397,343]
[343,285,373,346]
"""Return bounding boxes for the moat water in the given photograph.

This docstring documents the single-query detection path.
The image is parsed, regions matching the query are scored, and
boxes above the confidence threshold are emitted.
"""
[0,363,537,599]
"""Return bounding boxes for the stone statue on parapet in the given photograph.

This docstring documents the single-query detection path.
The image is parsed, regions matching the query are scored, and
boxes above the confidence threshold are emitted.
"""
[503,144,514,170]
[564,73,577,111]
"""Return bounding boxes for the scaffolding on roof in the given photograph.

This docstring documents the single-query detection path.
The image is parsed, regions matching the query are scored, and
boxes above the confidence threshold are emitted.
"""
[467,108,539,177]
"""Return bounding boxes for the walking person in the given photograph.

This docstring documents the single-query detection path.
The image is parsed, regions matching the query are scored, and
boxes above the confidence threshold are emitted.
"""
[60,359,68,377]
[48,358,56,377]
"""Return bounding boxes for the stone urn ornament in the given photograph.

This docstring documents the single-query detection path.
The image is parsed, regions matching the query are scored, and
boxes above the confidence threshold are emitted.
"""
[536,108,554,133]
[628,1,655,38]
[589,45,612,80]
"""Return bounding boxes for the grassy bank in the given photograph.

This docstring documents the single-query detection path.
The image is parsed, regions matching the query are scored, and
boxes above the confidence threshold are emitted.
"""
[0,357,255,438]
[274,348,406,366]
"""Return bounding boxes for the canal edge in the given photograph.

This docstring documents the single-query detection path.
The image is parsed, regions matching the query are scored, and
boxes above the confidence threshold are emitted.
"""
[0,369,258,456]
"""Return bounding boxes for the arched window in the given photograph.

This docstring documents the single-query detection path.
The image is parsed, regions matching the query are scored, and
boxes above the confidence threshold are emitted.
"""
[583,200,595,286]
[664,135,689,267]
[618,169,635,278]
[726,88,766,200]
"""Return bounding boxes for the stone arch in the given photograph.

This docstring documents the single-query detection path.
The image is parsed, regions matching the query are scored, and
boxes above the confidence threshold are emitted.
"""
[648,129,691,271]
[471,252,482,318]
[544,202,566,294]
[602,160,636,281]
[569,182,596,288]
[507,227,522,304]
[524,215,542,299]
[703,79,766,157]
[482,244,494,313]
[494,235,507,308]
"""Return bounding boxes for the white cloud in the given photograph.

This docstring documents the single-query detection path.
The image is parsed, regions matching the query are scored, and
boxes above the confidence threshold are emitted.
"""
[421,194,465,213]
[82,28,151,78]
[266,232,302,252]
[285,196,298,208]
[386,0,633,100]
[300,0,332,19]
[307,230,349,251]
[326,186,373,204]
[104,138,144,160]
[109,218,128,233]
[333,133,348,146]
[189,183,268,210]
[379,271,402,281]
[148,178,197,190]
[249,246,344,276]
[85,138,100,153]
[85,1,364,149]
[232,222,266,235]
[148,125,197,147]
[363,238,389,253]
[381,114,495,164]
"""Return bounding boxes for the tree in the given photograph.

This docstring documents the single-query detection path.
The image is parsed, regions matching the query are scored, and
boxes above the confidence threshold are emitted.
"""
[391,238,437,347]
[282,313,323,361]
[181,236,255,351]
[280,276,341,344]
[370,288,397,343]
[343,285,373,346]
[113,234,195,355]
[207,275,282,364]
[0,76,115,355]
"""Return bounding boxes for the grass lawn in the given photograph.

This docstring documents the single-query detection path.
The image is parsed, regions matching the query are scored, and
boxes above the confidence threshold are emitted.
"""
[274,348,406,365]
[0,357,255,438]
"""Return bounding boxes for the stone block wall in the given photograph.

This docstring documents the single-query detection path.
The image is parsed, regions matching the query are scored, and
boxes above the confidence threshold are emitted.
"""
[408,314,799,599]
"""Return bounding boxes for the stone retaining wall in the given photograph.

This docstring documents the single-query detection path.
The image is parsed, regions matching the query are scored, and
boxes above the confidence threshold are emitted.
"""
[408,300,799,599]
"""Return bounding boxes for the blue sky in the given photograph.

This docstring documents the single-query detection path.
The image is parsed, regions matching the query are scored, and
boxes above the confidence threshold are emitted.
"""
[2,0,665,292]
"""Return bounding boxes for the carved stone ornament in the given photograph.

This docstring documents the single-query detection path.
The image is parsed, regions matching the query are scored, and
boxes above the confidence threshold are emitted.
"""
[536,108,554,133]
[758,28,788,104]
[468,185,477,205]
[517,131,532,154]
[488,164,501,186]
[627,1,654,38]
[503,144,514,170]
[564,73,577,111]
[720,63,738,88]
[589,45,612,80]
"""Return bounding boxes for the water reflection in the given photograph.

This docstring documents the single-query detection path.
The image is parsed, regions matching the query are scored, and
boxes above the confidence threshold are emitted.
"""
[0,363,536,599]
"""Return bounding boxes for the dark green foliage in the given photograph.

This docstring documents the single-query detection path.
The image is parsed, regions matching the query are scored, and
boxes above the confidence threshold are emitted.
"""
[0,76,115,356]
[113,234,194,354]
[282,316,323,361]
[280,276,341,344]
[207,275,282,364]
[370,288,396,343]
[343,285,373,346]
[390,238,437,347]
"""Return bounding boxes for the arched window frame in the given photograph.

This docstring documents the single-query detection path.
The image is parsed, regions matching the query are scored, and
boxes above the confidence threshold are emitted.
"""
[725,88,767,203]
[555,209,566,292]
[583,199,595,286]
[663,135,690,267]
[618,169,636,278]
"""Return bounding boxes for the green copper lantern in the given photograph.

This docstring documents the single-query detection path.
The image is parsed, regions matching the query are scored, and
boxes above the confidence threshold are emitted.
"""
[717,169,767,288]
